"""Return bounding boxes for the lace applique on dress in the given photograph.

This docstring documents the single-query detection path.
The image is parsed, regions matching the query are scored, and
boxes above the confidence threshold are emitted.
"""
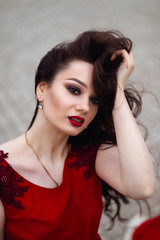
[67,145,98,180]
[0,150,29,209]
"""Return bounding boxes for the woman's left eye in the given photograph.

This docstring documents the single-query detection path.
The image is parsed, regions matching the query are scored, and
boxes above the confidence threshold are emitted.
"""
[67,86,81,95]
[90,97,99,105]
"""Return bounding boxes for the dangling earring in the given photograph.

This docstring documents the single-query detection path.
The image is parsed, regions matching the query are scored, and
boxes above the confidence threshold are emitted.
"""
[38,102,43,109]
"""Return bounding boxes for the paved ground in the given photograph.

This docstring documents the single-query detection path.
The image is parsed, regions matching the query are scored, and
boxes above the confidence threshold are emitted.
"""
[0,0,160,239]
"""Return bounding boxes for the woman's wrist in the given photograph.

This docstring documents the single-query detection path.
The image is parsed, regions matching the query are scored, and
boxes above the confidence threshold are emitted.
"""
[113,83,125,110]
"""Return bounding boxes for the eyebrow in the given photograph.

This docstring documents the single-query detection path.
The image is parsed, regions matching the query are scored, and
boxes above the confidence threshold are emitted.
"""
[66,78,87,88]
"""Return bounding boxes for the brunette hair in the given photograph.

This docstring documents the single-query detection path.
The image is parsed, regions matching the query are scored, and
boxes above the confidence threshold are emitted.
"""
[28,30,142,227]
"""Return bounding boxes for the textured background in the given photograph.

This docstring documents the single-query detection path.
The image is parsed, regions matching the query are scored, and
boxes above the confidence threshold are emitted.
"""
[0,0,160,239]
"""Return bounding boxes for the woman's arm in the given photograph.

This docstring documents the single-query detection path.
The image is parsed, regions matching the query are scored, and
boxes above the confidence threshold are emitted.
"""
[0,200,5,240]
[95,50,155,199]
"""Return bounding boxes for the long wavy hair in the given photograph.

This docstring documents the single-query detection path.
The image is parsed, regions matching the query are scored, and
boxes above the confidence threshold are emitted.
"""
[28,30,142,227]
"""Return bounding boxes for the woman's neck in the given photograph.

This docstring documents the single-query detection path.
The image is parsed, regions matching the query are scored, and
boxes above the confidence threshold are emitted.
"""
[26,120,70,165]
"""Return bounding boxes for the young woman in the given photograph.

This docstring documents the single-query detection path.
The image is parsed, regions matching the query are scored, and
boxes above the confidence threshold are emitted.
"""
[0,30,155,240]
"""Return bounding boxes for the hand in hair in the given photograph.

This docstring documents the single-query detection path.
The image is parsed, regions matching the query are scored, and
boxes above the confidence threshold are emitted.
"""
[111,50,135,90]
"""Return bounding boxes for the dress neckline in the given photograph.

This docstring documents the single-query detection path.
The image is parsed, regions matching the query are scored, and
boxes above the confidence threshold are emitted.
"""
[0,146,73,190]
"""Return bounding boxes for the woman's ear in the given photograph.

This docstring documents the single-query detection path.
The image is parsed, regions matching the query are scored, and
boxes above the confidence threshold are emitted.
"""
[36,82,47,102]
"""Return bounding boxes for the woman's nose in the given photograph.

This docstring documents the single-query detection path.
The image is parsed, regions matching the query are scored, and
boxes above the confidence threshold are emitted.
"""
[75,99,90,113]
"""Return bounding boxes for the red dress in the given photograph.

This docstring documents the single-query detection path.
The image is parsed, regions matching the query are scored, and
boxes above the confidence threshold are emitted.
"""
[132,215,160,240]
[0,144,103,240]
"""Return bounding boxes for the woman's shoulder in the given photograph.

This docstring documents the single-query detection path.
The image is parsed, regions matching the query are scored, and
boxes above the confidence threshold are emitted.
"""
[0,134,36,183]
[0,134,26,166]
[0,134,25,154]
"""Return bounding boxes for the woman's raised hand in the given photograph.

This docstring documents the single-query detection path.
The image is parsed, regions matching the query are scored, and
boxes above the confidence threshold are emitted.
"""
[111,49,135,90]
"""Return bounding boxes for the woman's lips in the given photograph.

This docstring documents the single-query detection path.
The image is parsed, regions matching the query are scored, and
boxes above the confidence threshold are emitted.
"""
[68,116,85,127]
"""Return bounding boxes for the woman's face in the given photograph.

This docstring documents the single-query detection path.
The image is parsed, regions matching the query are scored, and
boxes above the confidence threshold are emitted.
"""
[38,60,99,136]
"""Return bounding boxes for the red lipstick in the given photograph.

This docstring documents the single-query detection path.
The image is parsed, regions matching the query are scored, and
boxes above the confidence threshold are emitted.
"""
[68,116,85,127]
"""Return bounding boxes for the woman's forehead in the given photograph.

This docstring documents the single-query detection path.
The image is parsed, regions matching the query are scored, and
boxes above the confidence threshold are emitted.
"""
[54,60,94,85]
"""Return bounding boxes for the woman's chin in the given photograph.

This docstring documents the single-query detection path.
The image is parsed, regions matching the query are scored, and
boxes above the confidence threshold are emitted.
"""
[68,129,85,137]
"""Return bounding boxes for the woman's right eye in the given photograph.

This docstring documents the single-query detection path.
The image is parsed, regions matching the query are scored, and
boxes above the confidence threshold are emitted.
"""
[67,86,81,95]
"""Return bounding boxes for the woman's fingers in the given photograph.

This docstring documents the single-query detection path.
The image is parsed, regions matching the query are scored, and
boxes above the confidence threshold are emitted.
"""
[110,49,127,61]
[110,49,135,87]
[111,49,134,67]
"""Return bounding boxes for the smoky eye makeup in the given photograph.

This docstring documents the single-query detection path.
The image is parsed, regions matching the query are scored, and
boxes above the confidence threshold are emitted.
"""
[66,85,81,95]
[90,97,99,105]
[64,81,98,104]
